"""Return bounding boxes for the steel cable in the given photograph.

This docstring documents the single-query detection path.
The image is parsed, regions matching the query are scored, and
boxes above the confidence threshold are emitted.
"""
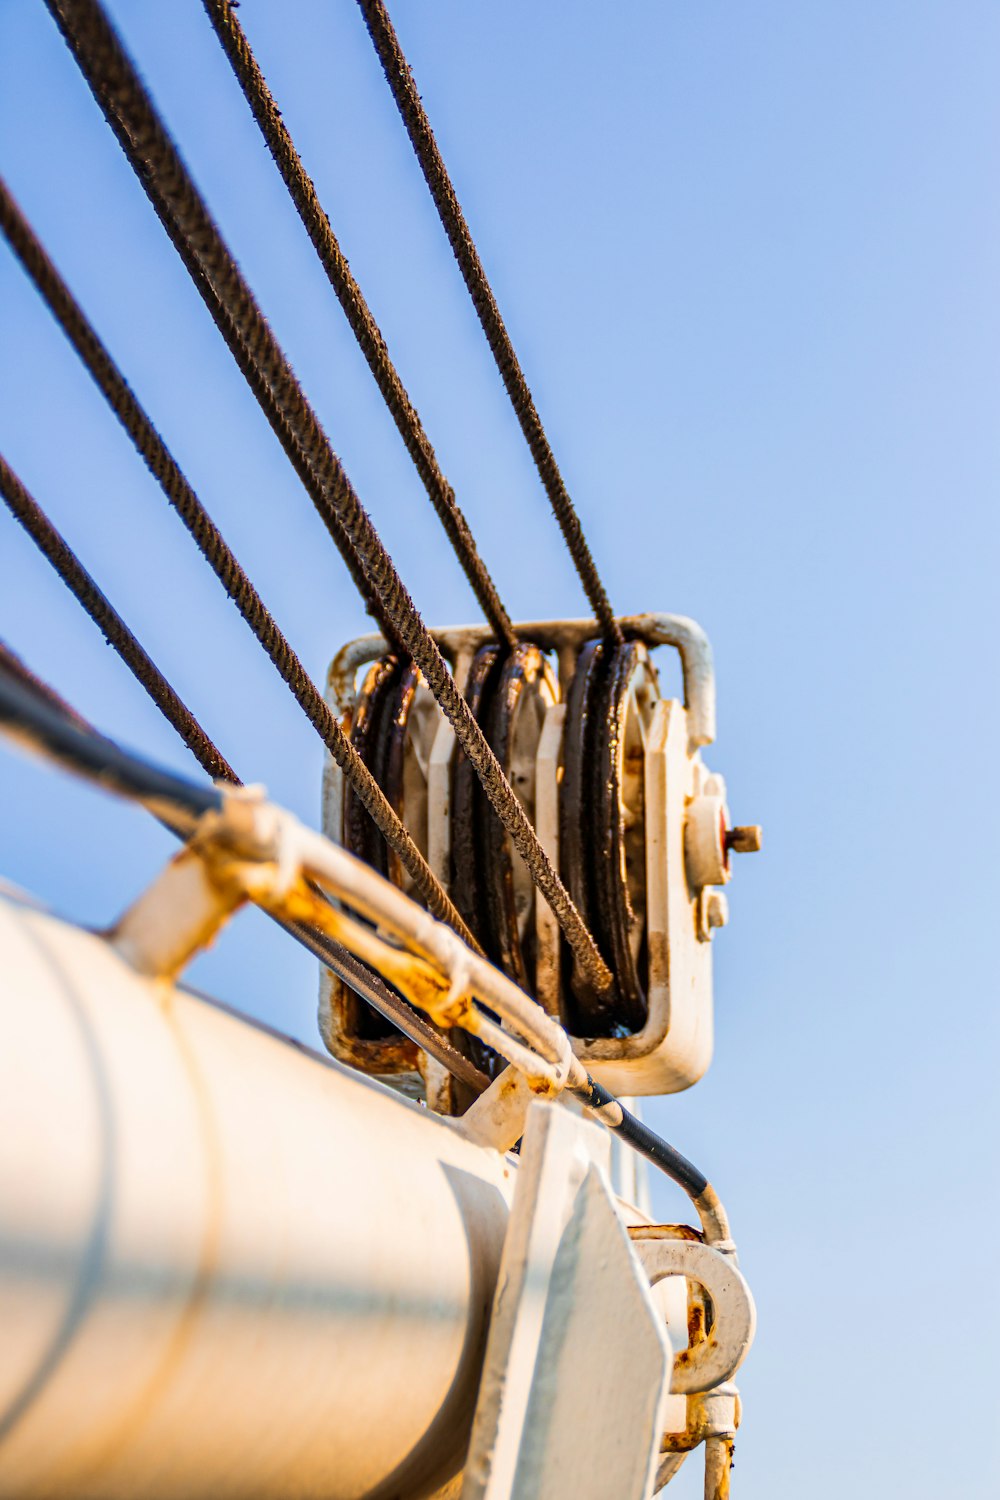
[47,0,397,648]
[0,641,489,1092]
[43,0,613,997]
[0,176,473,944]
[0,454,237,783]
[357,0,622,647]
[201,0,516,651]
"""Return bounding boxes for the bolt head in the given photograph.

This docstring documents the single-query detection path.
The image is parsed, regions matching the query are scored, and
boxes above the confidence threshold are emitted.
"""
[725,825,762,855]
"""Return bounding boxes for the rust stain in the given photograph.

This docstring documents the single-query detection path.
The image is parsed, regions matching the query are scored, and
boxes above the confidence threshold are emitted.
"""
[660,1432,701,1454]
[712,1437,735,1500]
[627,1223,702,1243]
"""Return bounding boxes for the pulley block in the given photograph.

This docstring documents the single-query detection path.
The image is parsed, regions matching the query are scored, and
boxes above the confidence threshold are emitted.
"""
[320,614,760,1105]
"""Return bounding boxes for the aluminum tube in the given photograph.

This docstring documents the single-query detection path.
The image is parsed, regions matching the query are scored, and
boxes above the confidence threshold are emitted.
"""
[0,890,515,1499]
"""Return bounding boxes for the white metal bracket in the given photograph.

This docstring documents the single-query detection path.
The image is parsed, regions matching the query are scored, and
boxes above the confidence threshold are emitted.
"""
[630,1226,756,1499]
[462,1100,671,1500]
[320,614,759,1098]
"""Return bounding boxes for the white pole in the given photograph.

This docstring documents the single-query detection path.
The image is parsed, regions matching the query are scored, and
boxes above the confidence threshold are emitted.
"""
[0,890,515,1500]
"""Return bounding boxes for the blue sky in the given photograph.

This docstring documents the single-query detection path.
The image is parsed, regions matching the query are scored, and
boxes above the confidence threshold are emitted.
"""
[2,3,998,1494]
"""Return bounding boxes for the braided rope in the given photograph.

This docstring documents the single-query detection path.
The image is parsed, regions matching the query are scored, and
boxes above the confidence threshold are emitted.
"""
[44,0,613,996]
[357,0,622,646]
[202,0,516,650]
[0,454,237,783]
[0,174,473,944]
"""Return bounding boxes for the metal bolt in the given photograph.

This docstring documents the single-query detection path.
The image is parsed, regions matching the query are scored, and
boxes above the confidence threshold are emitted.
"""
[725,825,762,855]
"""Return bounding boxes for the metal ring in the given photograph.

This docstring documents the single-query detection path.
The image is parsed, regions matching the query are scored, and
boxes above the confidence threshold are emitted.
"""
[450,644,503,1078]
[340,653,414,1051]
[630,1237,756,1395]
[559,638,611,1033]
[378,660,422,894]
[591,640,659,1034]
[478,643,558,993]
[343,654,401,880]
[450,644,502,953]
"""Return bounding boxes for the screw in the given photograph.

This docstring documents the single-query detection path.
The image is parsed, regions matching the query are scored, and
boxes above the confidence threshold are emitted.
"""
[725,825,762,855]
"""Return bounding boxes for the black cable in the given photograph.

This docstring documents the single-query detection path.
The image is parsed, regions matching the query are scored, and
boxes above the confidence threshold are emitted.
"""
[0,663,221,829]
[580,1077,710,1201]
[0,638,91,729]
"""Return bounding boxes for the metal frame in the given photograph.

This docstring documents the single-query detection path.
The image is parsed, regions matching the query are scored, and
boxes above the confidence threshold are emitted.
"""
[321,614,752,1097]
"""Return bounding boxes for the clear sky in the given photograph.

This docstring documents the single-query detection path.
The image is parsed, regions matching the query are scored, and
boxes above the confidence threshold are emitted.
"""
[1,3,998,1495]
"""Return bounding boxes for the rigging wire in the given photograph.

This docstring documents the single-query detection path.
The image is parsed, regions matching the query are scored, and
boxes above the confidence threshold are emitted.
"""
[0,660,716,1209]
[0,175,473,947]
[0,639,90,729]
[0,448,486,1073]
[43,0,614,999]
[201,0,517,652]
[0,638,489,1095]
[0,454,237,784]
[356,0,623,648]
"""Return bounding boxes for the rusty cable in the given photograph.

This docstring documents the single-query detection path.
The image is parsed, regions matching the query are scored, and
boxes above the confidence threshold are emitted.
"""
[43,0,614,997]
[45,0,394,648]
[0,643,489,1092]
[356,0,622,647]
[0,177,474,945]
[0,454,237,783]
[201,0,516,651]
